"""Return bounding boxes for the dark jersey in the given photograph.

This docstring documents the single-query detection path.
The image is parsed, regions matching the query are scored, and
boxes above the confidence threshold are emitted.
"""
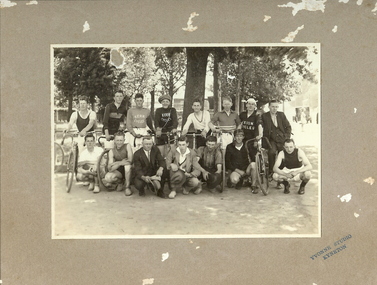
[154,107,178,132]
[281,148,302,169]
[103,101,128,135]
[239,110,262,141]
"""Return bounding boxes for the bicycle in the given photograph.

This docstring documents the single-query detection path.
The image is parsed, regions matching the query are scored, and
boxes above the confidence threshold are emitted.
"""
[54,131,65,173]
[245,137,271,195]
[61,130,100,193]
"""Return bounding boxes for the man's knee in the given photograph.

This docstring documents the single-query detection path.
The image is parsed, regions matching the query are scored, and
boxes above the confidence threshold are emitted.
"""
[124,165,131,174]
[186,177,199,187]
[302,171,311,180]
[272,173,285,181]
[230,172,241,184]
[105,172,118,183]
[134,177,145,190]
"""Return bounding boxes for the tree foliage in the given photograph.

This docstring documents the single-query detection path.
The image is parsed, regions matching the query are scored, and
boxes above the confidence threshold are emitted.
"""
[54,48,115,116]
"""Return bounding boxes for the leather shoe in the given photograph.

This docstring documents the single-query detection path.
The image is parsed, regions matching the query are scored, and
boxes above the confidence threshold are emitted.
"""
[298,186,305,195]
[250,186,259,194]
[139,190,146,197]
[157,191,166,198]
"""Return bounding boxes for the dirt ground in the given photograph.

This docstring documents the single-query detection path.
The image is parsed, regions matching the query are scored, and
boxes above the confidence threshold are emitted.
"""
[53,123,319,237]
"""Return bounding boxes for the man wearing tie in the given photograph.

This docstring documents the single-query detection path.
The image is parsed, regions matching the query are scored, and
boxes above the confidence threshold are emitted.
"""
[261,100,292,174]
[133,136,167,198]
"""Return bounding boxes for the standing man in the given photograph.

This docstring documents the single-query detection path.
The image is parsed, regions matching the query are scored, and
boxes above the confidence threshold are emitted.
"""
[102,90,128,141]
[208,97,241,150]
[76,133,103,193]
[133,136,168,198]
[125,93,155,152]
[225,129,250,189]
[154,94,178,155]
[104,131,133,196]
[196,136,223,193]
[272,139,312,194]
[261,100,292,174]
[165,136,201,199]
[181,99,211,148]
[240,98,263,193]
[65,95,97,154]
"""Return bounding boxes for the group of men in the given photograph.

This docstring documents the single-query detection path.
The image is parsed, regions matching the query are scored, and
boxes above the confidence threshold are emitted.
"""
[65,91,312,198]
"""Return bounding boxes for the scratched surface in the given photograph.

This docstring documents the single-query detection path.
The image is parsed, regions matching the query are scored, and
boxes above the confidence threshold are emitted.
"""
[1,0,377,284]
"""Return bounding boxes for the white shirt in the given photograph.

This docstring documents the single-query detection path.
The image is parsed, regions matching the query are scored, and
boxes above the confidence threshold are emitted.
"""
[177,147,190,165]
[78,146,103,163]
[182,110,211,132]
[235,143,243,151]
[143,149,151,161]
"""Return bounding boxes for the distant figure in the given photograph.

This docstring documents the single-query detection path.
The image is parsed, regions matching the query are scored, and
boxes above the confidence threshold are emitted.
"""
[300,108,307,132]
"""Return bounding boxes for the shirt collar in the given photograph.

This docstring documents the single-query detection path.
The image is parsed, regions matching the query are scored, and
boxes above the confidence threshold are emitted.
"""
[177,147,190,156]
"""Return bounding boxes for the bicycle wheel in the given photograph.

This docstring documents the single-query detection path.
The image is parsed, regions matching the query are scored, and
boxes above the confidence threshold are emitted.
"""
[97,149,117,191]
[54,142,65,173]
[256,153,269,195]
[65,150,76,193]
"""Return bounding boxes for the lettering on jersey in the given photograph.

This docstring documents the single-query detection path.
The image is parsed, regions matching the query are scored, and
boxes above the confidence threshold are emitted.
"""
[242,121,255,130]
[161,112,171,123]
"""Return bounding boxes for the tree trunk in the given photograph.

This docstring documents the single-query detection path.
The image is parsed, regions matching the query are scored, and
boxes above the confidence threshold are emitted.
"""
[213,53,219,113]
[150,89,155,118]
[182,47,211,125]
[235,60,241,114]
[68,92,73,120]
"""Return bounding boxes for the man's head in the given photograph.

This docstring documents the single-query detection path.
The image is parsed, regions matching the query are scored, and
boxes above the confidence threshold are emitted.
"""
[114,90,124,105]
[283,139,296,154]
[192,99,202,113]
[269,100,279,115]
[134,93,144,108]
[158,94,171,109]
[84,133,95,150]
[222,97,232,112]
[177,136,188,153]
[114,131,125,148]
[78,96,89,111]
[142,136,154,151]
[245,98,257,112]
[206,135,217,151]
[234,129,245,144]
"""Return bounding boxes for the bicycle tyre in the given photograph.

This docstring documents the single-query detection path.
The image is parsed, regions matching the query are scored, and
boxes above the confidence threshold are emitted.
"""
[97,149,116,192]
[66,150,75,193]
[256,153,269,195]
[54,142,65,173]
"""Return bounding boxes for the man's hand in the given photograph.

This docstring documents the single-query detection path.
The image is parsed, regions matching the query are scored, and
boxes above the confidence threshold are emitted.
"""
[79,130,86,137]
[156,168,164,177]
[215,169,222,174]
[185,172,193,178]
[106,134,111,141]
[108,162,121,172]
[170,164,178,172]
[142,176,151,183]
[171,128,177,134]
[156,129,162,137]
[135,134,142,138]
[202,170,209,180]
[201,130,207,137]
[235,169,245,176]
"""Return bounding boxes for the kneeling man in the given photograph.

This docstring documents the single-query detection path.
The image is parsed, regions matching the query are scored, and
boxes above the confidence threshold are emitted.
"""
[196,136,223,193]
[272,139,312,194]
[133,136,167,198]
[166,136,201,199]
[104,131,133,196]
[77,133,103,193]
[225,129,250,189]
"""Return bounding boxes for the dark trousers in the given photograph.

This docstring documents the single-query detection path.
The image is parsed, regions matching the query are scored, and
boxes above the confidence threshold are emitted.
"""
[134,169,168,194]
[267,140,284,173]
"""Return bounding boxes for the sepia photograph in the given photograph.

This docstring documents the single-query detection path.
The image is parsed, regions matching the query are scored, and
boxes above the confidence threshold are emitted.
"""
[52,44,320,238]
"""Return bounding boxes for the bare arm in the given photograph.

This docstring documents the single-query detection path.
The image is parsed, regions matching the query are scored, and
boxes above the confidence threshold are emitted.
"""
[273,151,289,177]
